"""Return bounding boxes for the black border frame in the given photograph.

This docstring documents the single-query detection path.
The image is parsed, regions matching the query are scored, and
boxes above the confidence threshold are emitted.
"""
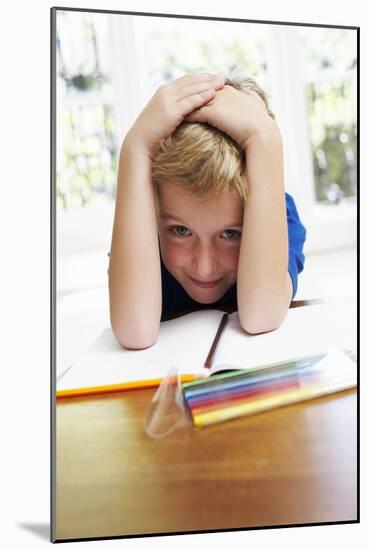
[50,6,360,543]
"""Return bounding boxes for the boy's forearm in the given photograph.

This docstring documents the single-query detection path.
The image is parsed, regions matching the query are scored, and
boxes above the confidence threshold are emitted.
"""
[237,127,292,334]
[109,135,162,348]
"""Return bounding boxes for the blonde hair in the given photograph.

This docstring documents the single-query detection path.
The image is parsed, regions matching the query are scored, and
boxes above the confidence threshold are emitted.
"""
[151,76,275,201]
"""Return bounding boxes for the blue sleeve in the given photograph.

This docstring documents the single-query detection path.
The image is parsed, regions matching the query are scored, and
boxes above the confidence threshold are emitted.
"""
[285,193,306,299]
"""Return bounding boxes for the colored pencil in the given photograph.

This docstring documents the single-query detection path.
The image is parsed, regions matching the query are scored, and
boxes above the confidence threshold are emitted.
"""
[192,379,356,427]
[204,313,229,368]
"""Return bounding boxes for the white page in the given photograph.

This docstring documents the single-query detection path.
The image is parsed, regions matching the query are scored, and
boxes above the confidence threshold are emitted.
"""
[57,298,356,392]
[57,309,223,391]
[214,298,356,371]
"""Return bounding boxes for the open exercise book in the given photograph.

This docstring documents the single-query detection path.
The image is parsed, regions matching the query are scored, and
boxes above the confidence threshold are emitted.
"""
[57,298,356,398]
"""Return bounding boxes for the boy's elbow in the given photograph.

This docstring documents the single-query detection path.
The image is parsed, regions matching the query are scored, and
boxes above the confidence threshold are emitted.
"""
[239,312,284,336]
[240,320,279,336]
[112,324,159,350]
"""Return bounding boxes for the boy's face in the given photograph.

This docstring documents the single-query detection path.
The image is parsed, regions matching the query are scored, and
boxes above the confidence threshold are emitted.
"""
[156,184,244,304]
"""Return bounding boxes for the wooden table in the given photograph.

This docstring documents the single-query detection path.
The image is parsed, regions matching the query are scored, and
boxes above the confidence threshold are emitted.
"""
[55,301,357,541]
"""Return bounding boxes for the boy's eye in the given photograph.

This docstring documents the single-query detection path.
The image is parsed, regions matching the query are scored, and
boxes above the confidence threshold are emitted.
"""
[222,229,241,239]
[170,225,192,237]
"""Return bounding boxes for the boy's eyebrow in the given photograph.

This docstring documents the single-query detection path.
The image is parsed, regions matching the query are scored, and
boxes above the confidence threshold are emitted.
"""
[159,212,243,228]
[159,212,185,222]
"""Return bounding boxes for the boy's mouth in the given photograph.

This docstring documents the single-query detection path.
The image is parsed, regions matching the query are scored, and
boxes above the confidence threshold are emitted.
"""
[188,276,222,289]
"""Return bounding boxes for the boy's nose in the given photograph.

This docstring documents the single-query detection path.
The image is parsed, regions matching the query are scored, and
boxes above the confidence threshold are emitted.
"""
[192,244,218,278]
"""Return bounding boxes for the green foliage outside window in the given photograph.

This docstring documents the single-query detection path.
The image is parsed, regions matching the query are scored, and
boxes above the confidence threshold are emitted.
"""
[306,79,356,202]
[56,11,118,210]
[299,27,357,203]
[57,104,117,209]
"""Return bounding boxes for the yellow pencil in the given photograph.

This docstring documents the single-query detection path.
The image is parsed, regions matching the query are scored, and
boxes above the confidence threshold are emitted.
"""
[56,373,199,399]
[193,378,356,427]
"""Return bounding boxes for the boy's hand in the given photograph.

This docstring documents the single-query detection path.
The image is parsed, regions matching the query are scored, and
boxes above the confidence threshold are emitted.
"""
[184,85,278,151]
[126,73,225,158]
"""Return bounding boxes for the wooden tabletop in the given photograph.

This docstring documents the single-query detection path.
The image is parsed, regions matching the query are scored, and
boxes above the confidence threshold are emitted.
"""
[55,300,357,541]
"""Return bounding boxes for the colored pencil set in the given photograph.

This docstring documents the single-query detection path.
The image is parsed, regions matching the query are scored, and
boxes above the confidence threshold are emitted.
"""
[182,350,356,428]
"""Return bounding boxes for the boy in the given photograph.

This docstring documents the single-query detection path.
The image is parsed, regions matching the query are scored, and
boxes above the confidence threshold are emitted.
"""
[108,73,306,349]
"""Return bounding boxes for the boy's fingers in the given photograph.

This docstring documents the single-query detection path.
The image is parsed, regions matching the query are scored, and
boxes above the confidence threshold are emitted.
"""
[180,99,211,121]
[175,77,224,101]
[183,109,206,123]
[171,73,223,93]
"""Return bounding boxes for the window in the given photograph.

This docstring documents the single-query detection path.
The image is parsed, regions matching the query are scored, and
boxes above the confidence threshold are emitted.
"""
[56,13,357,258]
[265,25,357,252]
[299,27,357,205]
[56,10,119,210]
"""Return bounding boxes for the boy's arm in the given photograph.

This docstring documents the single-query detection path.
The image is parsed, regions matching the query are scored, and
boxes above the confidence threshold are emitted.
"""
[109,136,162,349]
[109,74,225,349]
[236,127,292,334]
[185,85,292,334]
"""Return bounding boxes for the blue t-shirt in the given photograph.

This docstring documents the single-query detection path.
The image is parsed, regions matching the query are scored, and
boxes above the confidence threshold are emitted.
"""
[160,192,306,320]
